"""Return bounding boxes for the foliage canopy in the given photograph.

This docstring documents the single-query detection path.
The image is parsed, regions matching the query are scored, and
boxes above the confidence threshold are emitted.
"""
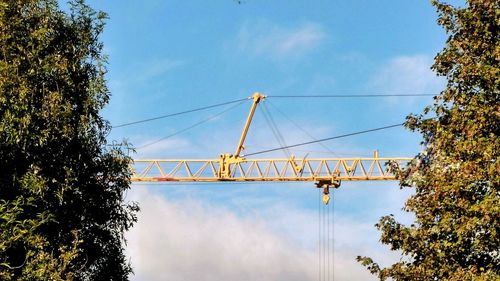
[0,0,138,280]
[358,0,499,280]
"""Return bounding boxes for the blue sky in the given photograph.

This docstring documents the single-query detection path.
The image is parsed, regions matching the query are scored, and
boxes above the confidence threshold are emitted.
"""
[85,1,449,280]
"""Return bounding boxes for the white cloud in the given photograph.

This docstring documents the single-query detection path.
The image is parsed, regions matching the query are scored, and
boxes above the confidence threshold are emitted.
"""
[125,188,408,281]
[369,55,444,104]
[235,21,325,60]
[110,58,184,92]
[115,58,184,86]
[133,136,191,158]
[135,59,185,83]
[306,74,337,94]
[104,58,184,124]
[126,189,317,281]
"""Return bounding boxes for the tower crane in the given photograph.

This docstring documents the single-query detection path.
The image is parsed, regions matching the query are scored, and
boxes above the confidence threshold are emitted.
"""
[130,92,411,204]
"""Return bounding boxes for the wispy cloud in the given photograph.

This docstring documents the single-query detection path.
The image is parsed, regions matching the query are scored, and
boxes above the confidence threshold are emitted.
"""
[132,136,191,158]
[235,21,326,60]
[135,59,185,83]
[121,58,185,85]
[126,189,316,281]
[126,188,406,281]
[105,57,185,124]
[369,55,444,104]
[108,58,185,99]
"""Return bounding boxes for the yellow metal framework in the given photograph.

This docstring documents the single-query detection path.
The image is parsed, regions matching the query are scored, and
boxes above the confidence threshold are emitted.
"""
[130,92,411,203]
[131,155,410,183]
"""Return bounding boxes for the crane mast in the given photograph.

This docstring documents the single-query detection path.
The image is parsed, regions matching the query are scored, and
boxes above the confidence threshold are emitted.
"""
[130,92,411,204]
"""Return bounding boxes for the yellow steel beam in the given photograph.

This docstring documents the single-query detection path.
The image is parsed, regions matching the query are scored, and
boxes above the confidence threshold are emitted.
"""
[234,92,265,158]
[130,155,411,183]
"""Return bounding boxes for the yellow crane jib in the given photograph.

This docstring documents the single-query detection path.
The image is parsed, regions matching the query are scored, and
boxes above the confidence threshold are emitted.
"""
[130,156,411,203]
[130,92,411,205]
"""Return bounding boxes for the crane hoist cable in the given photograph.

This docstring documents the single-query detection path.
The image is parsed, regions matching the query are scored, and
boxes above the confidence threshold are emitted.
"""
[327,196,331,281]
[319,188,335,281]
[331,189,335,280]
[320,192,329,281]
[318,188,321,281]
[328,197,331,280]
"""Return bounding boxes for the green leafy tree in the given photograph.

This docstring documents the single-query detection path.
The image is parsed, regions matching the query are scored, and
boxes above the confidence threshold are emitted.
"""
[357,0,499,280]
[0,0,138,280]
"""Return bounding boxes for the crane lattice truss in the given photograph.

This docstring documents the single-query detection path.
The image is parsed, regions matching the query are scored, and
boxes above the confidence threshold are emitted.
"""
[130,93,410,203]
[131,156,410,183]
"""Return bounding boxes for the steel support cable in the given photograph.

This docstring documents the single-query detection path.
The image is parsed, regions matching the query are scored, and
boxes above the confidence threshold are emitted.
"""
[133,181,310,186]
[267,100,338,156]
[258,106,280,149]
[258,104,291,158]
[136,100,247,150]
[243,123,404,157]
[262,102,291,157]
[111,94,431,128]
[261,103,288,155]
[112,97,249,128]
[268,94,435,98]
[237,146,370,157]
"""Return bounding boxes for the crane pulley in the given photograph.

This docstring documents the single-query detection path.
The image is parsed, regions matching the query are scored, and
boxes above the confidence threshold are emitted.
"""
[130,92,411,204]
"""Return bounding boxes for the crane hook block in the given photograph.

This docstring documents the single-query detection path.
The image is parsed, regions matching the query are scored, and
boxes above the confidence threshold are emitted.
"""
[322,194,330,205]
[322,186,330,205]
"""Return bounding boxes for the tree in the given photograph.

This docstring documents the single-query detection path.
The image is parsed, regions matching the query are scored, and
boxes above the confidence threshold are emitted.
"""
[0,0,138,280]
[357,0,499,280]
